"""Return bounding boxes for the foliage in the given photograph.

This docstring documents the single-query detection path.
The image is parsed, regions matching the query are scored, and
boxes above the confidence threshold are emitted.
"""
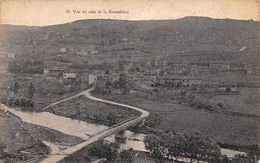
[118,148,136,163]
[8,59,44,74]
[13,81,19,95]
[107,111,118,125]
[0,142,6,158]
[88,140,119,161]
[74,101,82,116]
[28,82,35,100]
[6,97,34,107]
[144,114,161,127]
[144,132,221,163]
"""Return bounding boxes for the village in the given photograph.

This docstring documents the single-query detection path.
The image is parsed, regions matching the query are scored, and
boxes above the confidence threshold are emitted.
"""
[0,16,259,163]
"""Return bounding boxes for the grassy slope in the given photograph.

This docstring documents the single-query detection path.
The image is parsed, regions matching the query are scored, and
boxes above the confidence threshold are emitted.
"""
[93,92,259,147]
[1,17,259,64]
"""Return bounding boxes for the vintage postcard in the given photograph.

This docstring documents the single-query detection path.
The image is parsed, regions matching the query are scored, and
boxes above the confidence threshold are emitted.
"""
[0,0,259,162]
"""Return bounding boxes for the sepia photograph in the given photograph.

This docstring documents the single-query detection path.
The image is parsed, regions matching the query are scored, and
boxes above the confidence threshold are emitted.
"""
[0,0,259,162]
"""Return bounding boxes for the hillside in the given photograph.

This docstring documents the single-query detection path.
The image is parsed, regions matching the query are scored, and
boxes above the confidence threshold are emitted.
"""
[1,17,259,64]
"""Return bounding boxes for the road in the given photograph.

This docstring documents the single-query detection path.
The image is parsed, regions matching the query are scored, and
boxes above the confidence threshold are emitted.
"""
[41,87,149,163]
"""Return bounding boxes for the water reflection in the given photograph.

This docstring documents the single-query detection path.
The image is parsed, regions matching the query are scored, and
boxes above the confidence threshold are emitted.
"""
[0,104,107,140]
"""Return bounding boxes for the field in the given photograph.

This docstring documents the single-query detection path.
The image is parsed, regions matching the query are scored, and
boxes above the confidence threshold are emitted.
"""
[209,88,259,116]
[93,90,259,147]
[47,95,140,126]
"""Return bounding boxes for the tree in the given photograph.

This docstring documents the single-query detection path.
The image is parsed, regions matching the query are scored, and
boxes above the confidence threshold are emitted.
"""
[118,73,127,89]
[118,148,136,163]
[74,102,82,117]
[144,134,161,151]
[232,154,252,163]
[13,81,19,95]
[144,134,164,161]
[184,133,221,163]
[162,132,187,161]
[0,142,6,159]
[88,140,119,162]
[28,82,35,100]
[107,111,118,126]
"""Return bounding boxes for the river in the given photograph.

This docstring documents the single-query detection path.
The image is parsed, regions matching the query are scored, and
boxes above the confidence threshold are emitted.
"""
[0,104,246,161]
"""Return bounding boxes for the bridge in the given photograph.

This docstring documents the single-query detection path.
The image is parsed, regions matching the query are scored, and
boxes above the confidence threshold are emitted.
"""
[41,87,149,163]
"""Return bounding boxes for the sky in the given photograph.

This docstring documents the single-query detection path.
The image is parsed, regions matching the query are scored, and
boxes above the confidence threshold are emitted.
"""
[0,0,259,26]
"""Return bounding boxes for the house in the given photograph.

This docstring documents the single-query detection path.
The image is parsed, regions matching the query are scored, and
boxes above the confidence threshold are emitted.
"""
[48,69,64,77]
[158,76,201,87]
[43,68,50,74]
[229,63,245,70]
[215,84,239,95]
[59,48,67,53]
[209,60,230,71]
[7,53,15,59]
[196,63,209,72]
[63,72,77,79]
[167,63,189,74]
[245,64,254,74]
[90,50,99,54]
[229,63,246,73]
[88,74,98,85]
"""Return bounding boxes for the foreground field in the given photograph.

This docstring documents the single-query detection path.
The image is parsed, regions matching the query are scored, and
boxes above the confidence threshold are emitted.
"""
[93,91,259,148]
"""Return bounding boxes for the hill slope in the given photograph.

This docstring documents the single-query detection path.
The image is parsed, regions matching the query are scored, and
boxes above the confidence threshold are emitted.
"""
[1,17,259,64]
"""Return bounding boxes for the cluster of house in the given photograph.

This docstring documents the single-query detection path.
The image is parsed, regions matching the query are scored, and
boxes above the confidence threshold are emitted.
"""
[149,59,258,75]
[155,76,201,87]
[58,47,99,56]
[43,61,97,85]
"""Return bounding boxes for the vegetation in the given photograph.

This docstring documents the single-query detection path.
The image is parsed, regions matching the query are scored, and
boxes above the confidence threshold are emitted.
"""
[88,140,119,162]
[13,81,19,95]
[144,132,221,163]
[0,142,6,159]
[28,82,35,100]
[8,59,44,74]
[4,97,34,108]
[117,148,136,163]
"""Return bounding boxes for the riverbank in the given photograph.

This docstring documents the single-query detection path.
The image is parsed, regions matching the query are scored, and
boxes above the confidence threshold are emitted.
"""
[0,110,49,162]
[0,108,84,162]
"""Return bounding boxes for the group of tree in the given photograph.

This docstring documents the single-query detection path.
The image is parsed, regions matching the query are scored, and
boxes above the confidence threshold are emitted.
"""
[12,82,35,100]
[0,142,6,159]
[8,59,44,74]
[88,140,119,162]
[6,97,34,107]
[88,140,136,163]
[89,110,119,126]
[105,73,129,95]
[3,82,35,107]
[144,132,221,163]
